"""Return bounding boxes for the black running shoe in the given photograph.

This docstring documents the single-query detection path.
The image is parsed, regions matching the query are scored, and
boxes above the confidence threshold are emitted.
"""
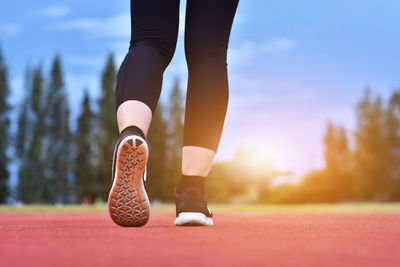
[108,134,150,227]
[174,187,213,226]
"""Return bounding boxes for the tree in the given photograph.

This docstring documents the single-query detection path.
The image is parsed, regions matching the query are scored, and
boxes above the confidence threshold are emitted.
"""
[94,54,118,200]
[385,90,400,200]
[74,90,95,202]
[322,122,352,201]
[15,67,32,161]
[17,66,48,203]
[353,88,389,200]
[44,55,71,203]
[15,68,32,202]
[146,103,168,200]
[59,104,72,201]
[0,46,11,203]
[165,79,184,200]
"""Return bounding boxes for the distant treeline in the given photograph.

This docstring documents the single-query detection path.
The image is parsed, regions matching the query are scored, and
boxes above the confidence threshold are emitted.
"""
[1,45,400,204]
[270,88,400,203]
[0,47,184,204]
[206,88,400,203]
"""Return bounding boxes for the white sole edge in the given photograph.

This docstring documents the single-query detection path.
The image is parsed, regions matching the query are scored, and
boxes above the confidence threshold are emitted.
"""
[175,212,214,226]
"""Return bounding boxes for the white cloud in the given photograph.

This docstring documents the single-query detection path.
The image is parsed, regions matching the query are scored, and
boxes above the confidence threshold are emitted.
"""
[0,22,21,35]
[69,56,104,68]
[259,38,296,53]
[53,13,130,38]
[228,38,296,68]
[34,5,71,18]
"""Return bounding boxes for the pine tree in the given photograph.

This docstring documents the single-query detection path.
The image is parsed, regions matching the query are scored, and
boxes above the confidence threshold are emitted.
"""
[147,103,168,200]
[95,54,118,200]
[354,88,389,200]
[44,55,71,203]
[74,90,95,202]
[59,104,72,201]
[385,90,400,200]
[17,66,48,203]
[324,123,350,172]
[323,122,352,201]
[15,67,31,161]
[165,79,184,200]
[0,46,11,203]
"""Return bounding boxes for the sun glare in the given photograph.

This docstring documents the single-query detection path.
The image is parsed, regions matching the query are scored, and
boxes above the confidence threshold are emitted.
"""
[232,138,296,174]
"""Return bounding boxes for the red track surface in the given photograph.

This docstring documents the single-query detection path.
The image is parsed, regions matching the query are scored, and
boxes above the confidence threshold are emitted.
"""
[1,212,399,267]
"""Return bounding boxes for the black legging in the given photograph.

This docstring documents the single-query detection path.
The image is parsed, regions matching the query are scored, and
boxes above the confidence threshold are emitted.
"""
[115,0,239,152]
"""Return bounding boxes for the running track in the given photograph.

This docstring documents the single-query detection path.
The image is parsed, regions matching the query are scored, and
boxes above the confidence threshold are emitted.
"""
[1,212,399,267]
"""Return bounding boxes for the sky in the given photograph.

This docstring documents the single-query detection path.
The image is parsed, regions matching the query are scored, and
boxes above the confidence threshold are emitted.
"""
[1,0,400,182]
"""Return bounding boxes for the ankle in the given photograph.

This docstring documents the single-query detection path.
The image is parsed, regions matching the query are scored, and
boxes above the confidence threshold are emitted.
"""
[178,175,206,194]
[120,125,145,139]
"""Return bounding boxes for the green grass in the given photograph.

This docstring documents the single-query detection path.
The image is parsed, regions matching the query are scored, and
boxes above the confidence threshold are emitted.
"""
[210,203,400,213]
[0,202,399,213]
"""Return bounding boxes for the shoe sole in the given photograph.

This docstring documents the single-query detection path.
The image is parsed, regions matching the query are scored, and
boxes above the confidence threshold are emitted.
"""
[175,212,214,226]
[108,136,150,227]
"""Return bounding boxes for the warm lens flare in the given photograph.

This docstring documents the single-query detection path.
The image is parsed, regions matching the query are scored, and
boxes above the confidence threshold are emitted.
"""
[232,147,278,175]
[232,139,294,173]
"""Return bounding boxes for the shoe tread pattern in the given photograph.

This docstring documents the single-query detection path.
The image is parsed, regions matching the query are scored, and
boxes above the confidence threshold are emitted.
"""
[108,138,149,227]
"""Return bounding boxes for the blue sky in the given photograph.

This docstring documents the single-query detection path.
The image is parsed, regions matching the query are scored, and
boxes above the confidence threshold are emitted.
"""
[1,0,400,181]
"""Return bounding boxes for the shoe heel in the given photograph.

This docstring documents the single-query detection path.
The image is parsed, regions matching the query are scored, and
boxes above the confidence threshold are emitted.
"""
[108,136,150,227]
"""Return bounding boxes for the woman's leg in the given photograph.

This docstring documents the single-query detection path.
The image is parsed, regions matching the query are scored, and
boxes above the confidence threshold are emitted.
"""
[109,0,180,227]
[174,0,239,226]
[182,0,239,177]
[115,0,180,135]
